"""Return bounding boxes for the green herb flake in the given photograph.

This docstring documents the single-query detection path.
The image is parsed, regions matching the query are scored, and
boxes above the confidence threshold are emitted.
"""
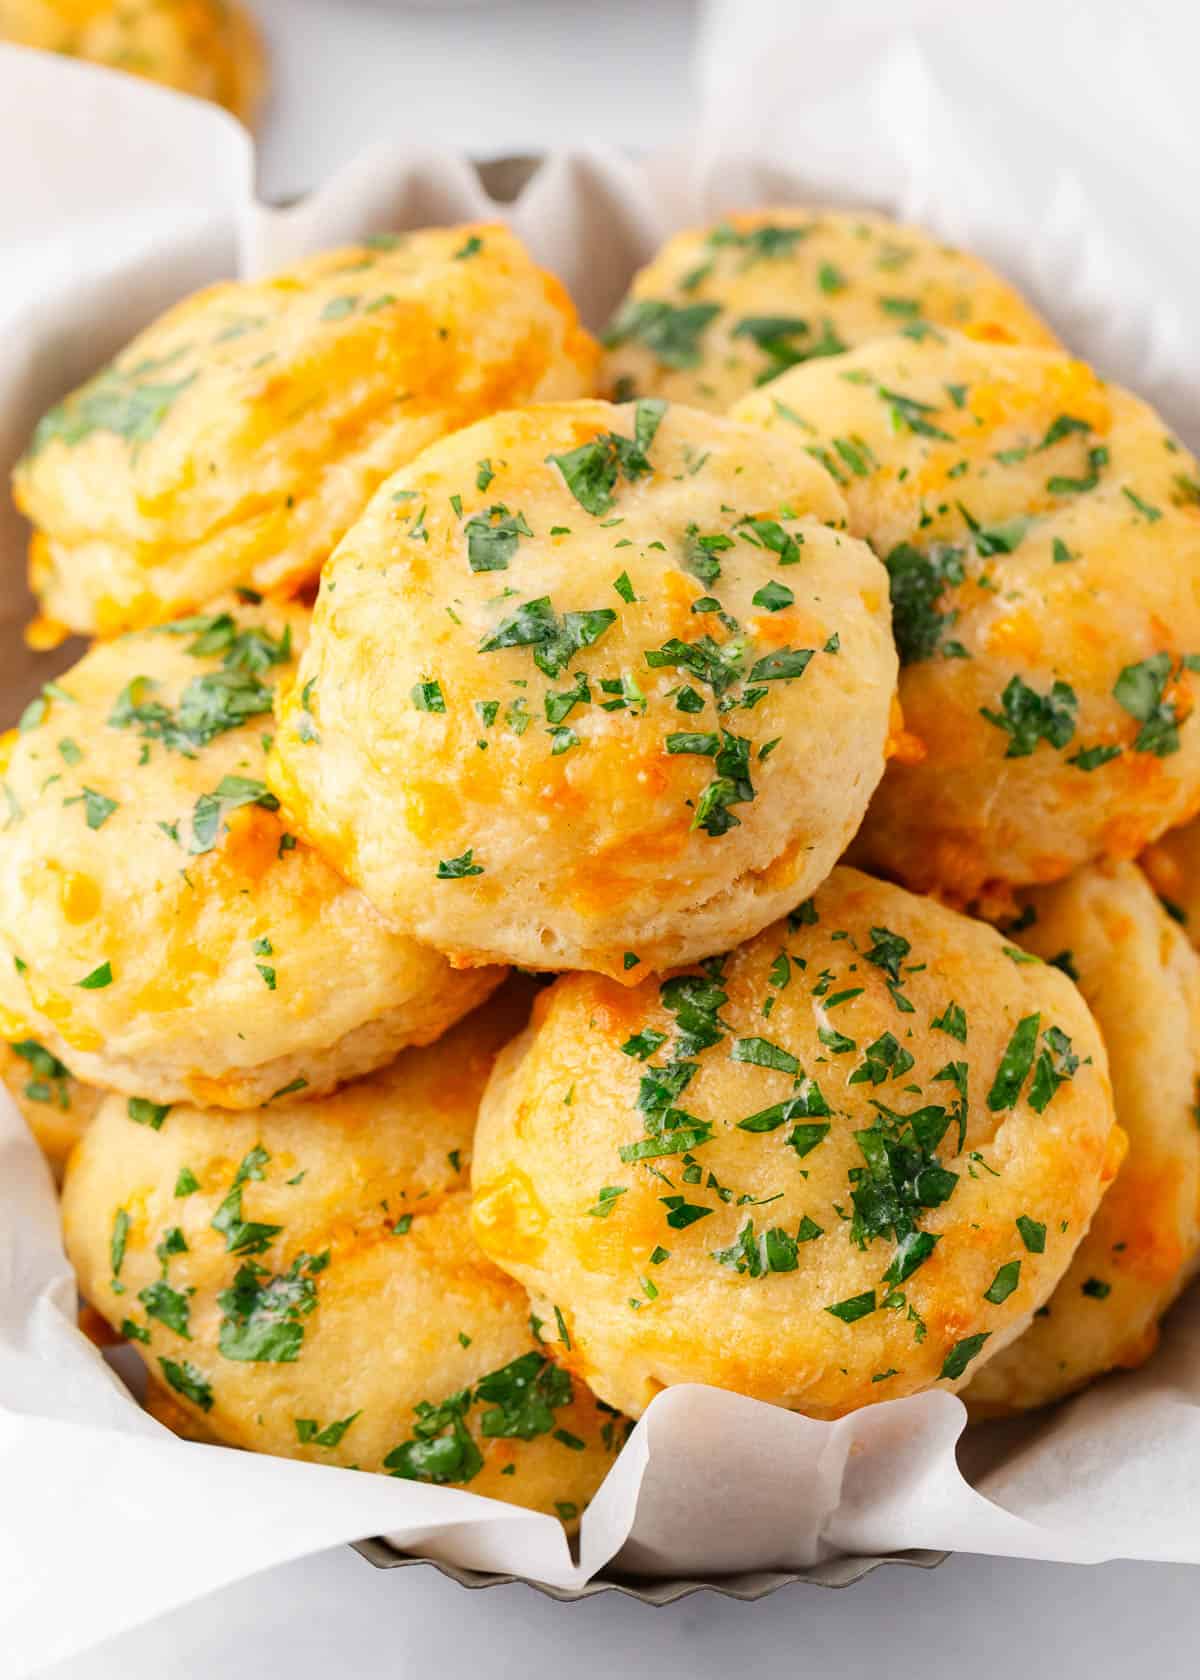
[128,1097,171,1130]
[940,1332,990,1380]
[158,1357,213,1411]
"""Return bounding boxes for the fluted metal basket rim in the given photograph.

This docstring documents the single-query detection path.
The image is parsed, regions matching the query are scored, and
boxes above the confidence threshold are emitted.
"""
[349,1540,949,1603]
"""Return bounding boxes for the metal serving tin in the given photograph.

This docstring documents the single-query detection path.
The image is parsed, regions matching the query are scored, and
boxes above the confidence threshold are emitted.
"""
[350,1541,949,1603]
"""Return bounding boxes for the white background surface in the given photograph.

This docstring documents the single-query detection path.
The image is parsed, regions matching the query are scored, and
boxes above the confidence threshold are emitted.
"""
[25,0,1200,1673]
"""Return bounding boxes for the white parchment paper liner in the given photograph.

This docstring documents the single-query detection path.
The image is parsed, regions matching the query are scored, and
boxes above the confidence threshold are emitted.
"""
[3,4,1200,1665]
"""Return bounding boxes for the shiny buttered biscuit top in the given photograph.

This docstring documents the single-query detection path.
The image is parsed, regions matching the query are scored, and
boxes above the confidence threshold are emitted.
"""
[61,985,625,1523]
[14,224,598,640]
[734,332,1200,902]
[0,596,505,1108]
[470,867,1120,1422]
[0,0,265,123]
[966,861,1200,1413]
[600,207,1055,414]
[270,398,898,980]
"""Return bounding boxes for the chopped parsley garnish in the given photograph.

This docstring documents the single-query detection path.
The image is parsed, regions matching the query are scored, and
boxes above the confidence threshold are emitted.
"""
[464,505,532,572]
[1113,652,1188,756]
[848,1100,958,1259]
[412,679,445,713]
[940,1333,990,1380]
[732,315,847,382]
[984,1261,1021,1304]
[67,787,118,830]
[436,849,483,879]
[980,676,1077,757]
[189,775,279,855]
[218,1253,324,1362]
[161,612,292,675]
[158,1357,214,1411]
[295,1413,360,1448]
[110,1207,130,1278]
[1046,445,1108,495]
[384,1352,573,1484]
[1016,1215,1047,1253]
[826,1290,877,1324]
[128,1097,171,1130]
[29,361,195,456]
[660,1195,712,1229]
[547,399,665,516]
[210,1147,282,1257]
[110,668,273,755]
[987,1014,1041,1110]
[587,1186,628,1219]
[878,386,953,441]
[693,731,756,836]
[1028,1025,1079,1112]
[602,300,721,368]
[10,1038,72,1107]
[480,596,616,677]
[884,542,966,664]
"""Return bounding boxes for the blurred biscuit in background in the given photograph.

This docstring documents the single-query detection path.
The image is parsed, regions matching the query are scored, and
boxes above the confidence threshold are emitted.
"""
[0,0,265,124]
[600,208,1054,413]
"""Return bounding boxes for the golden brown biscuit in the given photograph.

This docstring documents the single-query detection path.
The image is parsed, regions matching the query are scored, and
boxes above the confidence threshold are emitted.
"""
[0,595,504,1108]
[600,208,1054,413]
[471,867,1119,1421]
[14,225,597,640]
[269,398,897,980]
[1140,819,1200,940]
[61,985,623,1524]
[0,0,265,123]
[966,861,1200,1413]
[0,1037,100,1180]
[734,331,1200,902]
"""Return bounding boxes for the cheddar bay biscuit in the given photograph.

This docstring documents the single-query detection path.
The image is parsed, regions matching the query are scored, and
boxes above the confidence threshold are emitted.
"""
[967,862,1200,1413]
[471,867,1118,1421]
[735,332,1200,901]
[61,985,623,1524]
[0,0,265,123]
[0,596,504,1107]
[15,225,597,639]
[270,398,897,979]
[1141,819,1200,941]
[1,1038,100,1180]
[600,208,1054,413]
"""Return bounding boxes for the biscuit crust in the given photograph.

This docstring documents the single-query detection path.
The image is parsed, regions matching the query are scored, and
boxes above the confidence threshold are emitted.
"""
[270,399,897,979]
[471,867,1118,1420]
[0,596,503,1107]
[61,985,622,1521]
[0,1038,100,1181]
[967,862,1200,1413]
[735,332,1200,900]
[600,208,1054,413]
[15,225,597,637]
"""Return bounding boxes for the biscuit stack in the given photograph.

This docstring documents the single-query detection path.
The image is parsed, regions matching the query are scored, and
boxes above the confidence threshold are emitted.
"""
[6,209,1200,1529]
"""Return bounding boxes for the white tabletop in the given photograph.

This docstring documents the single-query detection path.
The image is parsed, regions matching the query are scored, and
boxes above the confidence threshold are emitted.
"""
[28,2,1200,1672]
